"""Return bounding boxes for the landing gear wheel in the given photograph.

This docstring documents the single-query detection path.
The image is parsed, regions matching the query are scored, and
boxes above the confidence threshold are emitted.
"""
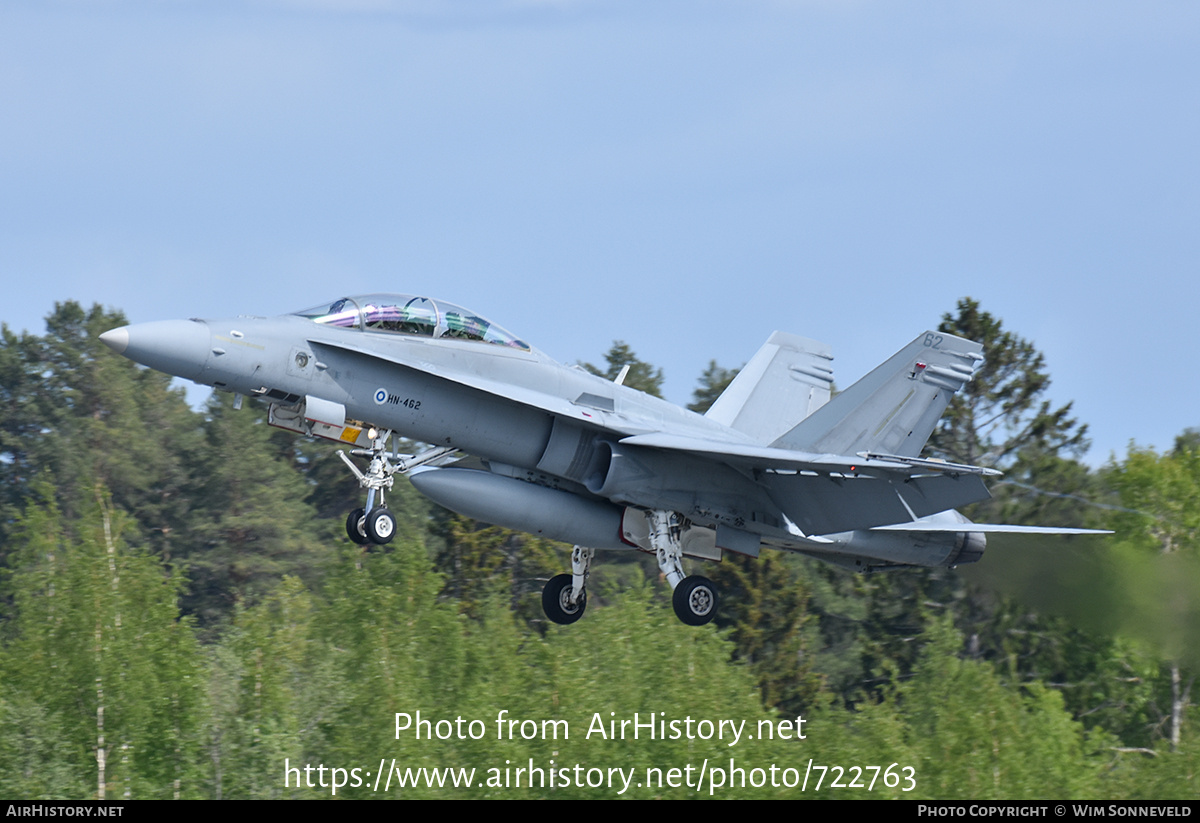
[673,575,718,626]
[346,508,369,545]
[366,508,396,545]
[542,573,586,625]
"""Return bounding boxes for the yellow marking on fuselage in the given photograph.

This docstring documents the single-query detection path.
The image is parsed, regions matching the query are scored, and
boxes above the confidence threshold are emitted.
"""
[214,335,266,351]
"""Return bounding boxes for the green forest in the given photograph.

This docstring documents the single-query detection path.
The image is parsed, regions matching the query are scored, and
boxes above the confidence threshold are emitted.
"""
[0,298,1196,800]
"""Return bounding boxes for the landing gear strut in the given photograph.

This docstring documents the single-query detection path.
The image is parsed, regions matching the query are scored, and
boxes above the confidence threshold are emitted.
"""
[338,430,456,546]
[647,509,719,626]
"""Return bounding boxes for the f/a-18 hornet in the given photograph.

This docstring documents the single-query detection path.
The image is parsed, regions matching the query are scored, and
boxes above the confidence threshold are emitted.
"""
[100,294,1104,626]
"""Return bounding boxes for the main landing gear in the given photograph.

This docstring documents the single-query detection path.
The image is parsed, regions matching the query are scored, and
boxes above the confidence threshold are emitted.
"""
[338,430,457,547]
[540,509,719,627]
[648,508,719,626]
[542,545,594,624]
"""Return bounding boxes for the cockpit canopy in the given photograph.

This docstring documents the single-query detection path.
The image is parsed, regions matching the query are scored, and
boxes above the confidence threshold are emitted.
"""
[292,294,531,351]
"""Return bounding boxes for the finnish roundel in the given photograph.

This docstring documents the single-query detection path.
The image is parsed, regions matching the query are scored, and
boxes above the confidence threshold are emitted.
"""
[373,388,388,405]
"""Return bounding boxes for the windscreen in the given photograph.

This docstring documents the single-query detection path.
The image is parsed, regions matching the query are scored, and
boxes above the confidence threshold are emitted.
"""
[293,294,530,351]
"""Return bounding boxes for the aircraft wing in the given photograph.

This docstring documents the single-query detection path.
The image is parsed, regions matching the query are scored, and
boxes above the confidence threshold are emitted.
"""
[618,432,996,477]
[619,431,1000,535]
[308,336,654,436]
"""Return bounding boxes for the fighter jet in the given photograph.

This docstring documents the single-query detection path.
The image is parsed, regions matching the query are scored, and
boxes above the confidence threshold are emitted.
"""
[99,293,1105,626]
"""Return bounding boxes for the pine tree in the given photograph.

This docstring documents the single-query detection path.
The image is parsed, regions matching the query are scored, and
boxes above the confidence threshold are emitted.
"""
[688,360,738,413]
[0,303,202,563]
[708,553,822,714]
[581,341,664,398]
[930,297,1088,469]
[182,393,329,628]
[929,298,1095,526]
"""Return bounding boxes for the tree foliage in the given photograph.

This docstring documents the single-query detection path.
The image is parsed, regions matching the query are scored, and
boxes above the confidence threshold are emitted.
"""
[930,297,1088,469]
[0,304,201,564]
[688,360,738,413]
[1102,445,1200,749]
[581,341,664,398]
[182,393,329,627]
[1,486,204,799]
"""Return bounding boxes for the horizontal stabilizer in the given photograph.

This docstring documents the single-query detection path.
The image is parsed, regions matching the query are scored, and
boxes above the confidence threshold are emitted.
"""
[761,472,992,535]
[872,523,1111,535]
[869,509,1110,535]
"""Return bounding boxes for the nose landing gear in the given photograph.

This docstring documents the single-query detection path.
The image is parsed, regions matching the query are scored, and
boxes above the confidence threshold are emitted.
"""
[346,508,370,545]
[338,430,456,546]
[345,505,398,545]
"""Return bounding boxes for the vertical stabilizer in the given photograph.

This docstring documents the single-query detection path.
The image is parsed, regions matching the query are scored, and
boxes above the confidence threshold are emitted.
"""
[772,331,982,457]
[706,331,833,445]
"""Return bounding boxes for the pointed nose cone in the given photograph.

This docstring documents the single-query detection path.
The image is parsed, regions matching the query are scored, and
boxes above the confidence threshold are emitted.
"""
[99,327,129,355]
[99,319,211,381]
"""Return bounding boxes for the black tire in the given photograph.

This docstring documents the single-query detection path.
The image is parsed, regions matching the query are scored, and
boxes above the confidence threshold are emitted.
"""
[346,508,369,545]
[366,507,396,545]
[673,575,718,625]
[542,574,586,625]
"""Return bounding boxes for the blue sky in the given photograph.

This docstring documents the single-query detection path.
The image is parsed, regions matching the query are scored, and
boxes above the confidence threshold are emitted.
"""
[2,1,1197,464]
